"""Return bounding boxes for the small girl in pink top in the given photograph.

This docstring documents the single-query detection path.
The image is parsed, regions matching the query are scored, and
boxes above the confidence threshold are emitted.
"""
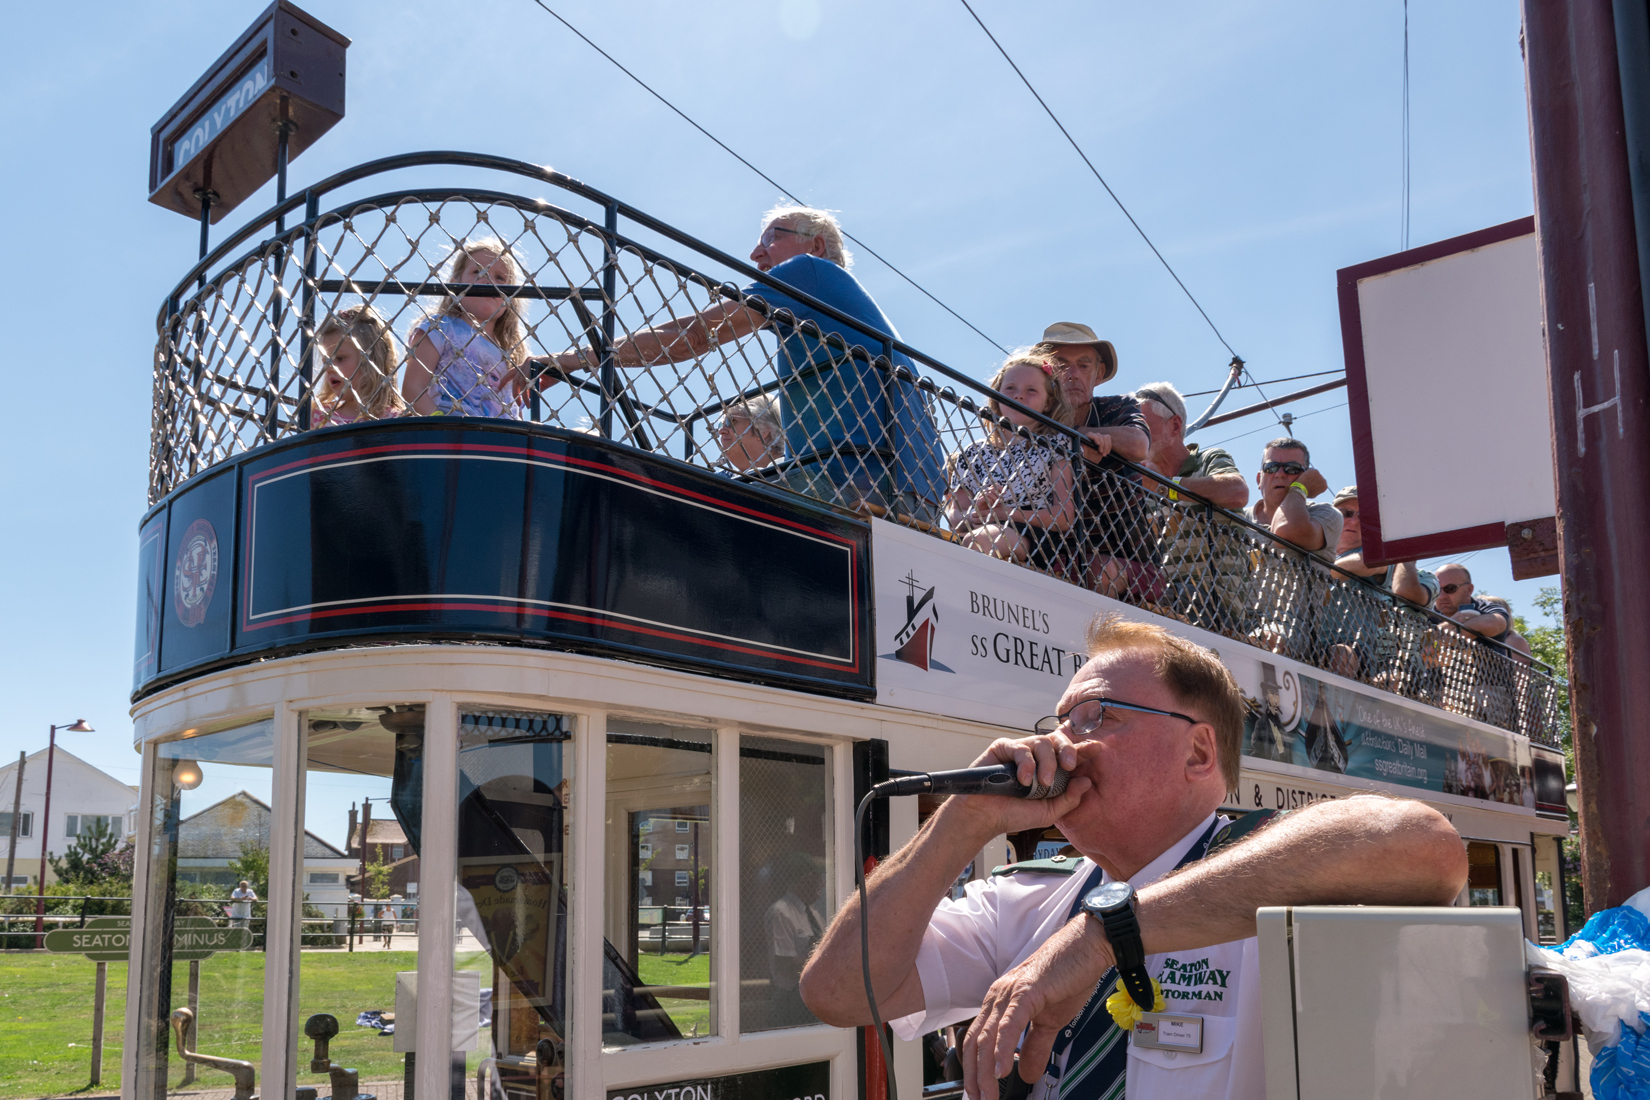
[313,305,407,427]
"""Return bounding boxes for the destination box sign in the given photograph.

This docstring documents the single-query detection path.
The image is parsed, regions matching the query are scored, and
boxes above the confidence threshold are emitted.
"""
[148,1,349,222]
[606,1060,827,1100]
[42,916,252,962]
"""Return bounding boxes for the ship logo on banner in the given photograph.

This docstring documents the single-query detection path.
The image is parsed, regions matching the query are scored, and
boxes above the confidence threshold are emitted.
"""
[882,570,953,673]
[172,518,219,628]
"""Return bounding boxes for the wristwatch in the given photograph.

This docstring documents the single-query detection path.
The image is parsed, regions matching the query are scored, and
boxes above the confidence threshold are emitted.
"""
[1081,881,1154,1009]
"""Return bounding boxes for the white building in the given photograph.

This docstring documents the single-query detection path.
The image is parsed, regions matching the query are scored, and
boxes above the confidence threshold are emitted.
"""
[175,791,356,915]
[0,748,139,889]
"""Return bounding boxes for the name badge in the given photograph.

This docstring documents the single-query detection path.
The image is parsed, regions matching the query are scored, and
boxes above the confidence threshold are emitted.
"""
[1132,1012,1203,1053]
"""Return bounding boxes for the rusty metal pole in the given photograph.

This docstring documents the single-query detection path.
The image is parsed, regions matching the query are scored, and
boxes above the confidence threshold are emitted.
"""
[1524,0,1650,911]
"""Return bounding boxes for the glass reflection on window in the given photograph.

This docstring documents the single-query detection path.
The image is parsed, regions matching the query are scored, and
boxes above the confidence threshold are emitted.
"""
[298,706,417,1095]
[739,735,831,1033]
[133,720,275,1100]
[604,720,714,1047]
[456,709,572,1098]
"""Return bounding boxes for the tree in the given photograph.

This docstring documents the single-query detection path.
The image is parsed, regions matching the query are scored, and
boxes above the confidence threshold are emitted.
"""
[228,841,270,895]
[1515,585,1583,932]
[48,819,124,888]
[365,852,392,900]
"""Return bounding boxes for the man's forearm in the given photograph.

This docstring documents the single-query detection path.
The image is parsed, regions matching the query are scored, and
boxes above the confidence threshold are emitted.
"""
[1180,472,1248,510]
[1453,610,1508,637]
[1135,796,1466,954]
[800,801,995,1026]
[1101,425,1149,462]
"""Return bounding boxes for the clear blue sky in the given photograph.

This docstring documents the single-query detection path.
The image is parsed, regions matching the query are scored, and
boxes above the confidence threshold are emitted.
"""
[0,0,1559,784]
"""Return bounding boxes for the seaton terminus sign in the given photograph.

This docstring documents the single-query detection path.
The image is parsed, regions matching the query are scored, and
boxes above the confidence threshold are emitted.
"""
[42,916,251,962]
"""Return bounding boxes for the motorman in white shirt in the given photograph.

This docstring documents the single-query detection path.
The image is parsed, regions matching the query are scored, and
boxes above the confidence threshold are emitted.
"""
[800,614,1468,1099]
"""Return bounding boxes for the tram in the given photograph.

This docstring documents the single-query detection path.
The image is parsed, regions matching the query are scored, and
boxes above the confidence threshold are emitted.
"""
[121,149,1572,1100]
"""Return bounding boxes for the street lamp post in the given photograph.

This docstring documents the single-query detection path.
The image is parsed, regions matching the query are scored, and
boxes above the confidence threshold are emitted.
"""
[33,720,95,940]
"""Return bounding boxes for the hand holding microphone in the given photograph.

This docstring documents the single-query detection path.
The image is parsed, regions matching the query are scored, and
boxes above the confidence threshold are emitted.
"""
[872,763,1071,800]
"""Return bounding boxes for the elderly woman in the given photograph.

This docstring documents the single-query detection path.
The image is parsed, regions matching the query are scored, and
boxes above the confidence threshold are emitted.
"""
[717,394,784,473]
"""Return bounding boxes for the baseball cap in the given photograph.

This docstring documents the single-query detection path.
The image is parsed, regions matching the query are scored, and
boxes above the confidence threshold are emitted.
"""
[1039,322,1119,383]
[1133,381,1187,424]
[1333,485,1359,504]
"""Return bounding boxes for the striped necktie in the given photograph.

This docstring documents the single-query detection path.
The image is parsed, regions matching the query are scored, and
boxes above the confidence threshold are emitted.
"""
[1042,820,1221,1099]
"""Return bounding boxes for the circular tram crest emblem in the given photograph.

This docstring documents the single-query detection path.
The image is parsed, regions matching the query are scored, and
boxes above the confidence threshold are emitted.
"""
[172,519,220,627]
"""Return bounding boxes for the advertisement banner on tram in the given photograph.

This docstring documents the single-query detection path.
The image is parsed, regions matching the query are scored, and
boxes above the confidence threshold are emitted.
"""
[870,519,1540,812]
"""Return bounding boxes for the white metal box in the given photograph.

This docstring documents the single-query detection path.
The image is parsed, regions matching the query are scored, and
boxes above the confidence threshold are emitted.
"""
[1257,905,1535,1099]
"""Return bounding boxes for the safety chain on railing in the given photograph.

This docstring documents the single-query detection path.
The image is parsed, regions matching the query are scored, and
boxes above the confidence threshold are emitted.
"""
[149,154,1565,748]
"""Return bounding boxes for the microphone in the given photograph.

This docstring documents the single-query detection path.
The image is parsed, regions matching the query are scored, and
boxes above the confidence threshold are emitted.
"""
[872,764,1070,800]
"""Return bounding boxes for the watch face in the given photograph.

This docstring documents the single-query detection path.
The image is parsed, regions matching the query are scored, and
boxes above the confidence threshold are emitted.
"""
[1088,880,1133,911]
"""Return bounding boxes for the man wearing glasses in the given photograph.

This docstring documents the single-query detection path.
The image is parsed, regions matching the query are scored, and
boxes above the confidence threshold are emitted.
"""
[800,615,1466,1099]
[551,204,944,520]
[1243,437,1339,562]
[1432,563,1513,642]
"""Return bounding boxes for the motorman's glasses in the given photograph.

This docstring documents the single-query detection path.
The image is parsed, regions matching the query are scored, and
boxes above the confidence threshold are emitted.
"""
[1034,697,1199,738]
[1261,460,1307,476]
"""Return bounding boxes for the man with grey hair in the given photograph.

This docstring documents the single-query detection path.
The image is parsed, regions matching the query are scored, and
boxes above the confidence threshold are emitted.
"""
[1135,381,1249,633]
[553,204,943,519]
[716,394,784,473]
[1031,322,1153,597]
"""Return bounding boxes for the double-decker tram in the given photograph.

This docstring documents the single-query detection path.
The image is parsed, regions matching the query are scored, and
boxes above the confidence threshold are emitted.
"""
[123,150,1572,1100]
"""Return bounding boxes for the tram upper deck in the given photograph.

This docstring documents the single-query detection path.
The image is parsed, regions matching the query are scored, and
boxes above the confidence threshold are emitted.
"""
[140,153,1563,743]
[127,153,1572,1100]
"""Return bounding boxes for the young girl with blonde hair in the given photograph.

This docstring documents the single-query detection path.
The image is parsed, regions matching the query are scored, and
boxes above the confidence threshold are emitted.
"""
[314,305,407,426]
[402,237,531,417]
[944,355,1077,566]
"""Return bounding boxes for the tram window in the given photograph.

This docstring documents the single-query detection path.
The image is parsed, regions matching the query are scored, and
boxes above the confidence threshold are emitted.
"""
[1535,870,1560,942]
[132,719,276,1100]
[1466,841,1503,906]
[605,719,714,1047]
[300,706,431,1095]
[454,707,572,1088]
[739,735,831,1034]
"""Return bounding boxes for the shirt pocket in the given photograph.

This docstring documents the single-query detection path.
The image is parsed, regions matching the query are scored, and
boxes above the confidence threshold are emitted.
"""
[1127,1011,1237,1071]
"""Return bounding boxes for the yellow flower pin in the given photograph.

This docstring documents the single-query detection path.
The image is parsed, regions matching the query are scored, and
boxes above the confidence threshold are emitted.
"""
[1105,977,1166,1030]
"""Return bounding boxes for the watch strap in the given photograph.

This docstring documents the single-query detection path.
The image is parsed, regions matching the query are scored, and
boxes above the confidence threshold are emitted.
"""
[1098,902,1155,1010]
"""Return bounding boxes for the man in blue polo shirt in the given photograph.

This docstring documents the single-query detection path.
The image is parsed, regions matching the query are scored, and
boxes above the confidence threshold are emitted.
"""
[549,205,944,521]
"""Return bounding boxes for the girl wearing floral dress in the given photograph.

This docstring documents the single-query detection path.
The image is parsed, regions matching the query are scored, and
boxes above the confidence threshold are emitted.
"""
[945,354,1076,566]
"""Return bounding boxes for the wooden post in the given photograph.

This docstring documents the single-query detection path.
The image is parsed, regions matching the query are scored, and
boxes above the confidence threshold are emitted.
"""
[180,959,201,1085]
[90,961,107,1086]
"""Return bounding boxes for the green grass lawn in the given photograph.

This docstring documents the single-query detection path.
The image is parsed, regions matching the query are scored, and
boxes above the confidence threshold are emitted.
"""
[0,950,490,1099]
[635,952,711,1038]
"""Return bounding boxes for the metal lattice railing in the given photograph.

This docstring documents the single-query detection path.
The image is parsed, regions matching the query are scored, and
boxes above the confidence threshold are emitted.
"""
[150,153,1567,748]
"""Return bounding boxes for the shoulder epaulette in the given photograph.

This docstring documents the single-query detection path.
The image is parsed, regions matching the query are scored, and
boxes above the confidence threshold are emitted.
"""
[991,853,1083,877]
[1206,809,1282,858]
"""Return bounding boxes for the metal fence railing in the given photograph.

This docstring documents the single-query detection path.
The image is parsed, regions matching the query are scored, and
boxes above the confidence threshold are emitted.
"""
[150,152,1566,747]
[0,894,426,950]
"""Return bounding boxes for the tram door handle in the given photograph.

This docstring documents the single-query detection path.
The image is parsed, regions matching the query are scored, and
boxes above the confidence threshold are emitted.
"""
[304,1014,377,1100]
[170,1008,257,1100]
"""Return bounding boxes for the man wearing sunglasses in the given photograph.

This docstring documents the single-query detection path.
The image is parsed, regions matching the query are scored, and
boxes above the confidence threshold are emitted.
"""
[800,615,1466,1100]
[1244,438,1339,562]
[1432,563,1512,641]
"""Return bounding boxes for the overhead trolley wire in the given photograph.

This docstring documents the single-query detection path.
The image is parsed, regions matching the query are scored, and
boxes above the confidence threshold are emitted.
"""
[525,0,1009,354]
[1181,369,1345,398]
[957,0,1286,426]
